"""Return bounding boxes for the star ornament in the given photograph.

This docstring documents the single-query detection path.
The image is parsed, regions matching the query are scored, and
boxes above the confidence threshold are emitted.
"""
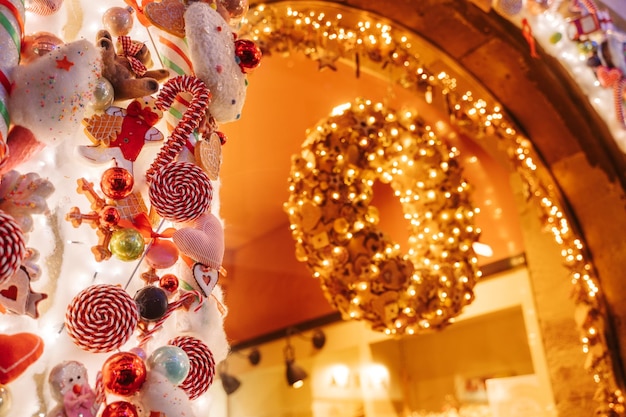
[55,55,75,71]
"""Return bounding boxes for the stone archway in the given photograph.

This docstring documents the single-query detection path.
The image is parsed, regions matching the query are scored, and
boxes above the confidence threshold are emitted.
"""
[245,1,626,415]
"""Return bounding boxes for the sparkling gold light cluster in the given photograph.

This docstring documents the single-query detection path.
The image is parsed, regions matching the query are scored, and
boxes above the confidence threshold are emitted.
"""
[284,99,481,335]
[241,3,623,413]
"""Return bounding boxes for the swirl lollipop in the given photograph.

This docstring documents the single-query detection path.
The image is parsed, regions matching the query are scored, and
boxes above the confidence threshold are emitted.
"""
[148,161,212,223]
[0,210,26,284]
[168,336,215,400]
[65,284,139,353]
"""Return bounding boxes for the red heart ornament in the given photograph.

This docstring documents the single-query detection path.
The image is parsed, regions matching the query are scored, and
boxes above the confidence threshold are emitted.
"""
[0,286,17,301]
[597,66,623,88]
[0,333,44,384]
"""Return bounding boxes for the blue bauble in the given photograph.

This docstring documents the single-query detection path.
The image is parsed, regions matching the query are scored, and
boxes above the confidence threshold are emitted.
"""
[147,345,191,385]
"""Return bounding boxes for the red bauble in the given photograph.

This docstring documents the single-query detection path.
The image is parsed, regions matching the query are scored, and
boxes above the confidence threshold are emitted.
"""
[102,352,147,396]
[101,167,135,200]
[234,39,262,73]
[101,401,139,417]
[99,206,121,228]
[159,274,179,293]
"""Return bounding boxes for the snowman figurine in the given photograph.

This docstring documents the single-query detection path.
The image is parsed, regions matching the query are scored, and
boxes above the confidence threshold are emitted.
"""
[47,361,100,417]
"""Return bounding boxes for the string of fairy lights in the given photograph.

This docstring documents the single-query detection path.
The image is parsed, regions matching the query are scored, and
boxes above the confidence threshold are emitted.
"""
[241,2,624,415]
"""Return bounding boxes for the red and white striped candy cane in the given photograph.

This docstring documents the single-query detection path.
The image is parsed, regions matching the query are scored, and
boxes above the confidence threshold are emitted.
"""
[0,0,25,168]
[614,78,626,128]
[136,289,203,349]
[146,75,210,182]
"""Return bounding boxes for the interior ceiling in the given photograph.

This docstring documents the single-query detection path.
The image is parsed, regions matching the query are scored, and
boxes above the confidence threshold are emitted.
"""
[218,50,527,345]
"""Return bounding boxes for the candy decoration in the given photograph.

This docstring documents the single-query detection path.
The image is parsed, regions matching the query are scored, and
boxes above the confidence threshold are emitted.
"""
[168,336,215,399]
[0,210,26,285]
[0,0,25,167]
[101,352,147,396]
[146,75,211,181]
[24,0,62,15]
[614,78,626,128]
[148,161,213,223]
[65,284,139,353]
[596,66,626,127]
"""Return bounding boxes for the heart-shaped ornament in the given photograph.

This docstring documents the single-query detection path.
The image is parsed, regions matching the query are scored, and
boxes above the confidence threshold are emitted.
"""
[172,214,224,269]
[597,66,623,88]
[0,332,44,384]
[194,132,222,181]
[144,0,186,38]
[192,262,219,297]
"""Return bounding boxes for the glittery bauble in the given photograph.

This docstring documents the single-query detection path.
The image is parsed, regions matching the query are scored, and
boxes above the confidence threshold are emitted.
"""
[101,167,134,200]
[147,345,191,385]
[99,206,121,228]
[234,39,262,73]
[101,401,139,417]
[91,77,115,111]
[218,0,248,19]
[110,228,145,261]
[21,32,63,64]
[102,6,135,36]
[159,274,179,293]
[102,352,147,396]
[134,286,169,321]
[145,239,179,270]
[0,385,11,417]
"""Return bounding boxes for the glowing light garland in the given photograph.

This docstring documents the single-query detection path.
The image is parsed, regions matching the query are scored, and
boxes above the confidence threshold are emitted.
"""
[284,98,481,335]
[241,3,624,415]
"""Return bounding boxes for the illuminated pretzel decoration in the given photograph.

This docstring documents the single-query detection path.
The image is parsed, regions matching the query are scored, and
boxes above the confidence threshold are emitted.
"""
[284,99,481,335]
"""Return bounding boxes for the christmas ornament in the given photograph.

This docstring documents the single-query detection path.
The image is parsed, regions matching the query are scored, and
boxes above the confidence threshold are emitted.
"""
[139,371,195,417]
[284,99,480,335]
[234,39,262,73]
[147,345,190,385]
[0,264,48,318]
[217,0,249,21]
[100,167,135,200]
[184,1,249,122]
[168,336,215,399]
[20,32,63,64]
[0,210,26,285]
[0,333,44,384]
[143,0,186,38]
[96,30,170,102]
[79,97,164,175]
[194,131,223,180]
[9,39,101,146]
[159,274,179,293]
[101,352,147,396]
[91,77,116,111]
[0,170,55,233]
[172,212,224,270]
[148,161,213,223]
[47,361,100,417]
[145,75,210,180]
[102,6,135,36]
[65,284,139,353]
[24,0,63,15]
[0,385,9,417]
[145,239,179,270]
[134,286,169,321]
[110,227,146,261]
[101,401,139,417]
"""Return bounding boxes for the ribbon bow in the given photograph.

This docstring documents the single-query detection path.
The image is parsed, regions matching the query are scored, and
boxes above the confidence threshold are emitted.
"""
[118,35,147,77]
[126,100,161,126]
[118,212,176,240]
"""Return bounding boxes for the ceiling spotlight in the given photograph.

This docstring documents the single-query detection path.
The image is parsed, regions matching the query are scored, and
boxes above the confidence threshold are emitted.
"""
[284,343,307,388]
[218,361,241,395]
[247,347,261,366]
